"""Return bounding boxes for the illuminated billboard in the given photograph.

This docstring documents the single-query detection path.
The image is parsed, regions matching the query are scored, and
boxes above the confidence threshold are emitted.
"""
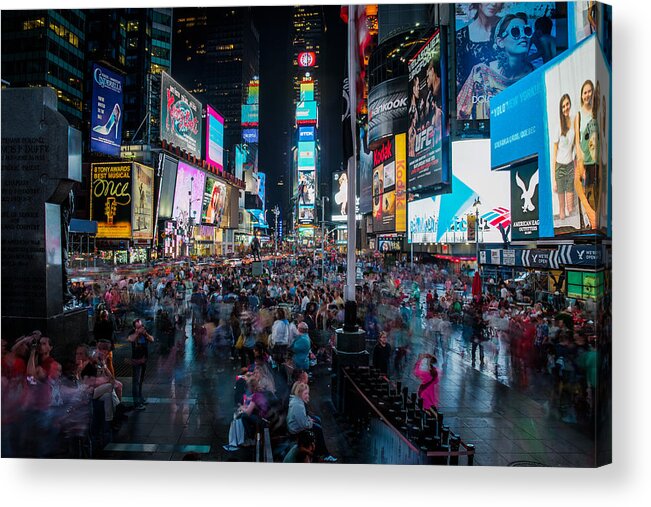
[157,154,178,220]
[297,141,315,168]
[242,104,259,127]
[455,3,568,124]
[246,80,259,105]
[395,133,407,232]
[297,170,316,206]
[408,140,511,244]
[257,171,266,206]
[299,206,315,223]
[90,162,132,239]
[160,72,202,158]
[201,176,227,226]
[242,128,259,144]
[298,126,315,142]
[90,63,124,156]
[368,76,408,147]
[298,51,316,67]
[172,162,206,224]
[407,30,450,192]
[490,35,611,238]
[205,105,224,171]
[132,162,155,240]
[300,81,315,101]
[359,126,374,214]
[296,100,318,125]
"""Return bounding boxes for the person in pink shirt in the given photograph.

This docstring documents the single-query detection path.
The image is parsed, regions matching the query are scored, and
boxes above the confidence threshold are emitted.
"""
[413,353,440,411]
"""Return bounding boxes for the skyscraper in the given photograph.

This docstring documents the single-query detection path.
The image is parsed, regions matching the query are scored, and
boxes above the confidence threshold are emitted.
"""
[1,9,86,129]
[173,7,259,166]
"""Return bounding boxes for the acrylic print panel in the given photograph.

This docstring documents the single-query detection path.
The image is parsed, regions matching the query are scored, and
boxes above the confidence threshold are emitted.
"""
[0,2,610,470]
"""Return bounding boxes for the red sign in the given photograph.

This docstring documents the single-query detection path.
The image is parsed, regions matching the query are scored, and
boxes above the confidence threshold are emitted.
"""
[298,52,316,67]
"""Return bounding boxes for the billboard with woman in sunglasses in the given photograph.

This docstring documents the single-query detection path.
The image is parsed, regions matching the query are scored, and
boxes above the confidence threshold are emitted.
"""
[455,3,566,121]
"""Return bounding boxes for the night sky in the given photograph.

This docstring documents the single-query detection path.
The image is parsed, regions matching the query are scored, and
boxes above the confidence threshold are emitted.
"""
[253,5,346,221]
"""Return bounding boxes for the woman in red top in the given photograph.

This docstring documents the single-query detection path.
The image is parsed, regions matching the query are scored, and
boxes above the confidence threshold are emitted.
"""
[413,353,440,411]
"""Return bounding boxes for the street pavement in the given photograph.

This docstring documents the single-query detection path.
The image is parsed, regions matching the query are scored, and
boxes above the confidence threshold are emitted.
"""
[102,310,598,466]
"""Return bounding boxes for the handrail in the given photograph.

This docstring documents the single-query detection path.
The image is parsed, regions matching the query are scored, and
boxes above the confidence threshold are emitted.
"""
[341,367,420,454]
[263,427,274,463]
[342,368,475,464]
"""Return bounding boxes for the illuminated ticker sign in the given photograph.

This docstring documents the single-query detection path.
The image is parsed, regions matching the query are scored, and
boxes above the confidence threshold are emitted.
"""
[298,51,316,67]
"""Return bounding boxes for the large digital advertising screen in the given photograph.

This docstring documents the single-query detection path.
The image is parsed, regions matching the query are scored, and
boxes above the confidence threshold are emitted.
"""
[297,170,316,206]
[160,72,202,158]
[300,81,315,101]
[257,171,266,207]
[157,155,178,220]
[455,3,568,124]
[246,80,259,105]
[490,34,610,238]
[298,126,315,142]
[296,100,318,125]
[132,162,154,240]
[407,30,450,192]
[201,176,227,226]
[242,104,259,126]
[242,128,259,144]
[297,141,315,168]
[378,234,404,253]
[172,161,206,223]
[205,105,224,171]
[408,140,511,244]
[368,76,408,147]
[298,205,315,223]
[395,133,407,233]
[90,63,124,156]
[359,126,374,215]
[90,162,132,239]
[332,171,348,222]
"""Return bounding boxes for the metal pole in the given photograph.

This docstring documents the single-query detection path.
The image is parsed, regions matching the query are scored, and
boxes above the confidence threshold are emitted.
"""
[322,196,326,283]
[475,207,480,276]
[345,8,357,303]
[411,241,414,269]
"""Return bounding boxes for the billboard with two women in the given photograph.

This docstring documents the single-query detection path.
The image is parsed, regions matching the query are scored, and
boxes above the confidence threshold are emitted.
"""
[490,34,611,238]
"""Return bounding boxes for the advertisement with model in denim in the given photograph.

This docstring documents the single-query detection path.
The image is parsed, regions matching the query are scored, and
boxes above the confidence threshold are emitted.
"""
[90,63,124,156]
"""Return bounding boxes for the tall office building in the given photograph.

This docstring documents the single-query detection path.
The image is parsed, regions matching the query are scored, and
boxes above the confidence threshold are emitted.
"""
[120,8,173,145]
[291,5,323,104]
[1,9,86,129]
[173,7,259,166]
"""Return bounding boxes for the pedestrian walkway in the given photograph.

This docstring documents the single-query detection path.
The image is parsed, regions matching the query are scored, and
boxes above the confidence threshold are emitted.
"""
[103,316,596,466]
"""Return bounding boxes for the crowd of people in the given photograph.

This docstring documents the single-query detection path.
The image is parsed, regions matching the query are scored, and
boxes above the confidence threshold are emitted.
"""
[1,251,609,459]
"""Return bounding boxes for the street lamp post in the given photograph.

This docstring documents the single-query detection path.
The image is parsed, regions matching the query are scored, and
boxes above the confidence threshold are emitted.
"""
[473,197,481,275]
[187,176,194,258]
[272,205,280,260]
[321,195,329,283]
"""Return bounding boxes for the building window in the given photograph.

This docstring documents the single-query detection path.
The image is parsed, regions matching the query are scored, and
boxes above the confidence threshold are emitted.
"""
[23,17,45,30]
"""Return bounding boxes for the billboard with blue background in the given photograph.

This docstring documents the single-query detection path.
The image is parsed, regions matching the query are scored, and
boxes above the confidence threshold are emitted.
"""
[90,63,124,156]
[490,33,611,238]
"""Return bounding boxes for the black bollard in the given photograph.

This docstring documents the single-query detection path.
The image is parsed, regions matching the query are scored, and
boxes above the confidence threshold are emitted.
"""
[441,425,450,446]
[466,443,475,466]
[449,435,461,466]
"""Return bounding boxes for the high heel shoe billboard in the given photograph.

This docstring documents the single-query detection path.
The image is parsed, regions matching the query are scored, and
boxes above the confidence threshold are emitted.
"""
[160,72,202,159]
[90,63,124,156]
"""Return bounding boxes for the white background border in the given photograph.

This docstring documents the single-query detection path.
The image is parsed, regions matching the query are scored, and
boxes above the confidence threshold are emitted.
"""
[2,0,648,505]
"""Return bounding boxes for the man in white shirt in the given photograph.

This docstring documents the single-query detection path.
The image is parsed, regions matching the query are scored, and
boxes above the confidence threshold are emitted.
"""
[301,292,310,312]
[270,308,290,363]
